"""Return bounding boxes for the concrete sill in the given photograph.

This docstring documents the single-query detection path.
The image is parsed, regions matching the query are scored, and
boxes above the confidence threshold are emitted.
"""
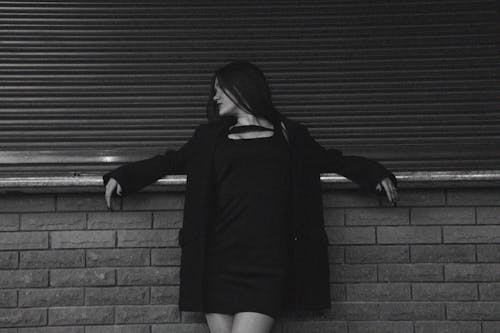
[0,170,499,194]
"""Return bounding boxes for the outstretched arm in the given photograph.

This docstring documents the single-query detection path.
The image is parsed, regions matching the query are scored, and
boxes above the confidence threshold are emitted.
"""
[302,126,398,204]
[102,125,200,197]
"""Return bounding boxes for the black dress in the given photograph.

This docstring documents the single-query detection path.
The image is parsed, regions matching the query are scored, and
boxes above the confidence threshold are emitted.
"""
[203,124,292,318]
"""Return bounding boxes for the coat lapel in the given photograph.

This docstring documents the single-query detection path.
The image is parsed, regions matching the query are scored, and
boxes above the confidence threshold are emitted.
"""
[281,118,305,235]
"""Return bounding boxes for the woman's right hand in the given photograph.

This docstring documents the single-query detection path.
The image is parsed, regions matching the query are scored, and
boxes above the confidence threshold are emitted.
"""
[104,177,122,209]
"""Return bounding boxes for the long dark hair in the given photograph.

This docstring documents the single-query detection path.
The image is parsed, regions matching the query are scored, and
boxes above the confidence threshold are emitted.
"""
[206,61,288,132]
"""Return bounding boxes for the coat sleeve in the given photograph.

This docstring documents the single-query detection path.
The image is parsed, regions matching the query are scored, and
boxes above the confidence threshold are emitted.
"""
[301,126,397,195]
[102,125,201,196]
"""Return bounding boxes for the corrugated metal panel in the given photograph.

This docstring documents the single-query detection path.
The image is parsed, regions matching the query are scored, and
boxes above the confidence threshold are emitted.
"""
[0,0,498,175]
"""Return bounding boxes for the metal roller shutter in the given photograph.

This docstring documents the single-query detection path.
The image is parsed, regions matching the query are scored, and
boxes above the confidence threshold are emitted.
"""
[0,0,498,175]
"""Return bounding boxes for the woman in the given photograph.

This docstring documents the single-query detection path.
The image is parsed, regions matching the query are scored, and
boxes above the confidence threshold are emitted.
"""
[103,61,398,333]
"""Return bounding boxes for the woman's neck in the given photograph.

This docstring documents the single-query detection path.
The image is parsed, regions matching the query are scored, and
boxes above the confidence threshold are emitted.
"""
[234,115,273,128]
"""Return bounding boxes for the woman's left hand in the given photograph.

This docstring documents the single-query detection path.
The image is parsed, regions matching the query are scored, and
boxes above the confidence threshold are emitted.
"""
[376,177,399,205]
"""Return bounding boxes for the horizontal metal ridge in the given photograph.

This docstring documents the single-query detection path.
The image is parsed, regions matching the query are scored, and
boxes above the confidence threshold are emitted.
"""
[1,170,500,190]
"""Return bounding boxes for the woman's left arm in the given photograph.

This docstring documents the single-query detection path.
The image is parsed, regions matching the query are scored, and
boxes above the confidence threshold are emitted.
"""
[102,124,201,196]
[302,126,398,204]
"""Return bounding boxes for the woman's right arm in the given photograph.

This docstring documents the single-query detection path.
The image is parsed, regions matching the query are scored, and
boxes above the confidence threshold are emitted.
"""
[102,124,201,205]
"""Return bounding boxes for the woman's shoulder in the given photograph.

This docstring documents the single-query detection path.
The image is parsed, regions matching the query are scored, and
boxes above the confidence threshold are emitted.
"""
[195,116,306,138]
[281,117,307,137]
[282,117,302,129]
[192,117,235,137]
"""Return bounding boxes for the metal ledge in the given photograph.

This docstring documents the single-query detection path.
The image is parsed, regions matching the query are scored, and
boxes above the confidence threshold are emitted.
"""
[0,170,499,194]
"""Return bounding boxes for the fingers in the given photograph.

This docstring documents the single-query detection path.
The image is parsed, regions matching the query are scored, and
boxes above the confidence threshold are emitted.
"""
[105,183,114,210]
[381,178,399,206]
[104,178,118,210]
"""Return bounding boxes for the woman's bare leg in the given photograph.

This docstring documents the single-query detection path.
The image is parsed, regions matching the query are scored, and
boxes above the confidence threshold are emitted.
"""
[205,312,234,333]
[231,312,275,333]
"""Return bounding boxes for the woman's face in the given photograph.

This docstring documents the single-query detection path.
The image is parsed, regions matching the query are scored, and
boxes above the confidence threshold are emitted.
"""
[213,78,239,116]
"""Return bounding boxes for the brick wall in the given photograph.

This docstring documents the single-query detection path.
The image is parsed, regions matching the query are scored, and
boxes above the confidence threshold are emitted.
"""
[0,187,499,332]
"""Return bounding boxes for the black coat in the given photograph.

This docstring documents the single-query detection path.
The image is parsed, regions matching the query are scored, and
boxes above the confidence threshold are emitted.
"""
[103,116,396,312]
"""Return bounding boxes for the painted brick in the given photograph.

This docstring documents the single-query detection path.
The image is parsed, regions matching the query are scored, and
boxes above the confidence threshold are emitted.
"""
[412,283,478,301]
[180,311,206,323]
[379,302,445,320]
[20,249,84,268]
[0,308,47,327]
[323,190,379,208]
[56,193,110,211]
[323,208,345,226]
[0,214,18,231]
[3,186,499,331]
[0,252,18,269]
[330,264,377,282]
[477,207,500,224]
[348,321,413,333]
[18,328,84,333]
[444,226,500,243]
[115,305,180,323]
[329,246,345,264]
[87,212,151,229]
[378,264,443,282]
[346,245,409,263]
[447,302,500,320]
[0,290,17,307]
[0,269,48,288]
[325,227,375,244]
[477,245,500,262]
[411,245,475,263]
[377,226,441,244]
[282,320,347,333]
[446,264,500,281]
[151,248,181,266]
[20,212,85,230]
[86,248,149,267]
[19,288,83,307]
[51,230,115,248]
[328,302,378,320]
[381,189,446,207]
[117,267,179,285]
[330,284,346,301]
[346,283,410,301]
[48,306,114,325]
[447,188,500,206]
[411,207,475,225]
[85,286,149,305]
[118,229,178,247]
[152,324,209,333]
[50,268,115,287]
[346,208,408,225]
[479,283,500,300]
[122,192,184,211]
[153,210,184,228]
[0,194,54,212]
[0,326,15,333]
[415,321,481,333]
[0,231,48,250]
[85,326,150,333]
[151,286,179,304]
[483,322,500,333]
